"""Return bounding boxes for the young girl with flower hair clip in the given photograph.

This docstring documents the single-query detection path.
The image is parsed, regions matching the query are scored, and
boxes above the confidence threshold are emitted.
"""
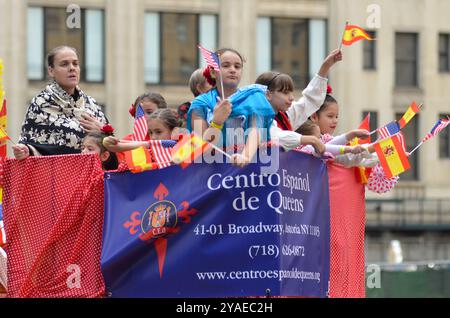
[81,124,119,170]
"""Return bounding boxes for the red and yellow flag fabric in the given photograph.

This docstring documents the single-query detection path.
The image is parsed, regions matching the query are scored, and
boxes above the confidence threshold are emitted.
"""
[342,24,374,46]
[350,113,372,184]
[0,58,6,157]
[0,99,7,154]
[374,134,410,178]
[125,146,157,173]
[398,101,420,129]
[171,134,210,169]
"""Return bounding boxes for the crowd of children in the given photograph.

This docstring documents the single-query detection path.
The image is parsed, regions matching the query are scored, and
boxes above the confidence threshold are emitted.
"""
[10,45,386,174]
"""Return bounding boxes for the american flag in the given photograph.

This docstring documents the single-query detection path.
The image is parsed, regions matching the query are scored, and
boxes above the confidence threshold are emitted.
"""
[422,118,450,142]
[149,140,177,169]
[198,45,220,72]
[133,104,148,141]
[377,121,400,140]
[396,131,407,153]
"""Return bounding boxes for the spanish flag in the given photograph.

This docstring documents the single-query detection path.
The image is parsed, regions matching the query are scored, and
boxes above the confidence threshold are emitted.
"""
[125,146,157,173]
[171,134,210,169]
[0,99,8,156]
[350,114,371,184]
[374,134,410,179]
[398,101,421,129]
[342,24,374,46]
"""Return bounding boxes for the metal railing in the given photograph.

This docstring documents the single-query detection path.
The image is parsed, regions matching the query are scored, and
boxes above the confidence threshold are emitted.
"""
[366,199,450,231]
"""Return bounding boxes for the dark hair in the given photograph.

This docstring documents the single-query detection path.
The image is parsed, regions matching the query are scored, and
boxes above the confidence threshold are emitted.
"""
[132,92,167,113]
[47,46,78,68]
[316,94,338,117]
[202,48,245,87]
[84,132,119,171]
[148,108,182,131]
[255,71,294,93]
[296,119,319,136]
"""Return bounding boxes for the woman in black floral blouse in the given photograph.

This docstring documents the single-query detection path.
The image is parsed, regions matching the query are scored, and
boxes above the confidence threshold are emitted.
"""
[13,46,108,159]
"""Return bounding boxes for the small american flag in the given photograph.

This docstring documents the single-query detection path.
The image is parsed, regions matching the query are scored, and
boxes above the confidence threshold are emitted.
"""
[377,121,400,140]
[149,140,177,169]
[396,131,407,153]
[133,104,148,141]
[423,118,450,142]
[198,45,220,72]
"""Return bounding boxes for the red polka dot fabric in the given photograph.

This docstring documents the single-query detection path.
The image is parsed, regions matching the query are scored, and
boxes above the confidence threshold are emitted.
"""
[366,164,399,194]
[327,162,366,298]
[3,154,105,298]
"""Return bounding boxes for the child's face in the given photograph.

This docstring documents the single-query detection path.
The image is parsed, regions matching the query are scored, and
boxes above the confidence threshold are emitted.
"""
[316,102,339,135]
[81,137,102,155]
[141,100,158,117]
[217,51,242,89]
[148,118,172,140]
[267,90,294,113]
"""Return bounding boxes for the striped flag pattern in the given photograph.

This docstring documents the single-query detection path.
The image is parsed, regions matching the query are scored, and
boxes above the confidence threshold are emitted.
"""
[149,140,176,169]
[132,104,148,141]
[396,131,407,153]
[377,121,400,140]
[198,45,220,72]
[422,118,450,142]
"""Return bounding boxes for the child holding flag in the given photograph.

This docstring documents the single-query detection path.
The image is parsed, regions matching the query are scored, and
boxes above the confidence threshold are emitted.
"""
[187,47,274,167]
[103,108,183,152]
[81,124,119,171]
[255,49,343,154]
[296,119,367,157]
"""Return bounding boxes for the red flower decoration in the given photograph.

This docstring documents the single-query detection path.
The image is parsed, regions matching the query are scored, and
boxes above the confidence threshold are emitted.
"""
[327,84,333,94]
[101,124,115,135]
[202,67,216,87]
[128,104,136,118]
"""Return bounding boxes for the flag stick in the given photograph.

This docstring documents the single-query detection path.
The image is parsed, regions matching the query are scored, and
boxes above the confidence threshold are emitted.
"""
[369,129,378,135]
[338,21,349,51]
[408,141,423,156]
[208,141,233,160]
[217,54,226,100]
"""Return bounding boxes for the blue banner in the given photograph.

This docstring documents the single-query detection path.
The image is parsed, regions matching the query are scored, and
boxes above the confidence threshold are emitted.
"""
[101,151,330,297]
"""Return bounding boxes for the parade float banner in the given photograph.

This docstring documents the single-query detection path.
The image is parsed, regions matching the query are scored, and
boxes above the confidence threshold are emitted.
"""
[101,151,330,297]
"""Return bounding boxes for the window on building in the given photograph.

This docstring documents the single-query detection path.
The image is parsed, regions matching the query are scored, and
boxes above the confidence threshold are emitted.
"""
[256,17,327,90]
[396,112,419,180]
[144,12,217,85]
[395,33,418,87]
[439,113,450,158]
[439,34,450,72]
[363,31,376,70]
[27,7,105,82]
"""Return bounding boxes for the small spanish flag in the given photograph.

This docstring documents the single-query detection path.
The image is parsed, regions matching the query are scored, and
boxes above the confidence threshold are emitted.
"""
[342,24,374,46]
[171,134,210,169]
[398,101,421,129]
[374,134,410,178]
[124,146,157,173]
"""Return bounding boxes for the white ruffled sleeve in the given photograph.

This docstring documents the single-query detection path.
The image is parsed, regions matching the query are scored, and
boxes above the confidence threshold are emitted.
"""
[287,74,328,130]
[270,120,302,151]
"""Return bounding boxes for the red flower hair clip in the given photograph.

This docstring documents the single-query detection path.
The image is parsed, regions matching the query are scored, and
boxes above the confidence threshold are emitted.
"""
[101,124,115,135]
[327,84,333,95]
[202,67,216,87]
[128,104,136,118]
